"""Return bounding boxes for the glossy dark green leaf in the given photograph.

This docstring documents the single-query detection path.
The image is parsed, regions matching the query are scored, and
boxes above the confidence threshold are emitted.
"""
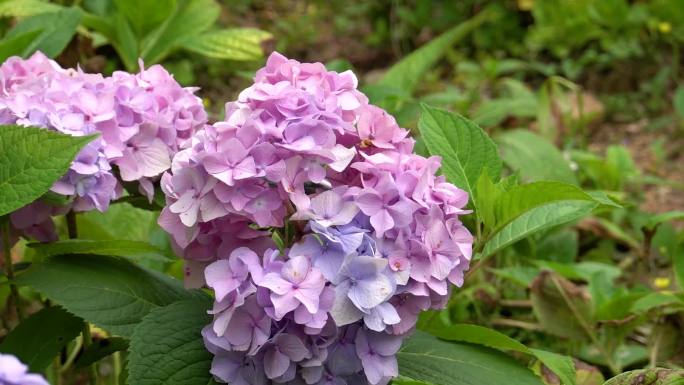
[128,298,213,385]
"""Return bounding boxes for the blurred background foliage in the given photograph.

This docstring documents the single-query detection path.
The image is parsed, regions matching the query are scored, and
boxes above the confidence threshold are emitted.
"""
[0,0,683,384]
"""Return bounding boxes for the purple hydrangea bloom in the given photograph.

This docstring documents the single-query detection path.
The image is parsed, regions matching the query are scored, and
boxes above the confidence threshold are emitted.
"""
[161,52,474,385]
[0,353,49,385]
[0,51,206,214]
[258,255,326,320]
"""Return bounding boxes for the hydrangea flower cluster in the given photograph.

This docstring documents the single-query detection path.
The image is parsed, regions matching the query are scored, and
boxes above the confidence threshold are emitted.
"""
[160,52,473,385]
[0,52,206,254]
[0,353,49,385]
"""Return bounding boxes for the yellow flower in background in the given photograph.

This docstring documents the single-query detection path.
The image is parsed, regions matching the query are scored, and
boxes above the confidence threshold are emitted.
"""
[654,277,671,289]
[518,0,534,11]
[203,97,211,109]
[659,22,672,34]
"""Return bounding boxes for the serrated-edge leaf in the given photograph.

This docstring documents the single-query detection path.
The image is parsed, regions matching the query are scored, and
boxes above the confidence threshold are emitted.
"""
[0,306,82,372]
[0,125,96,216]
[128,298,213,385]
[14,254,200,337]
[418,104,502,209]
[482,200,598,257]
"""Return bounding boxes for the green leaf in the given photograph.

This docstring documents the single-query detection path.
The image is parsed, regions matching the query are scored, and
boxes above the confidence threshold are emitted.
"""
[75,337,129,369]
[27,239,172,263]
[77,202,158,241]
[531,349,577,385]
[0,0,63,17]
[140,0,220,64]
[0,306,82,372]
[374,9,494,95]
[674,245,684,292]
[111,12,140,71]
[473,98,537,128]
[14,254,200,337]
[490,265,540,287]
[604,369,684,385]
[427,323,529,352]
[393,377,435,385]
[113,0,175,36]
[0,29,43,62]
[398,331,544,385]
[6,7,82,58]
[674,85,684,119]
[646,211,684,230]
[418,104,502,210]
[426,324,576,385]
[630,292,683,314]
[495,181,593,229]
[0,125,95,217]
[585,191,622,208]
[474,171,504,230]
[483,200,597,257]
[530,271,594,340]
[180,28,271,61]
[128,298,213,385]
[497,129,577,184]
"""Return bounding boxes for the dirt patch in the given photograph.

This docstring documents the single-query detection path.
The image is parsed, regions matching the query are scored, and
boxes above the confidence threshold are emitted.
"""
[588,120,684,215]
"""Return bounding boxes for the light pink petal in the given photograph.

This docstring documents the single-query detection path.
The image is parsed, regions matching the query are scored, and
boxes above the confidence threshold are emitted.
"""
[259,273,292,295]
[355,192,383,216]
[370,210,394,237]
[281,255,311,284]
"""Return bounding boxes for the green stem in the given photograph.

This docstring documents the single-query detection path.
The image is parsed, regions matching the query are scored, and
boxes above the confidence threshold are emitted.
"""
[53,356,63,385]
[59,335,83,373]
[113,351,121,385]
[1,218,24,321]
[82,323,97,385]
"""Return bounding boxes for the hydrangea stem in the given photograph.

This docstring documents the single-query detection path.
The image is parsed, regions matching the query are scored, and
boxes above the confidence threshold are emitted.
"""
[1,217,24,322]
[66,211,78,239]
[82,324,97,385]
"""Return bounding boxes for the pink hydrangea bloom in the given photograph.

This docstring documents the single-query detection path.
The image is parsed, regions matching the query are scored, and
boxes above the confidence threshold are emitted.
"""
[160,52,474,385]
[0,51,206,213]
